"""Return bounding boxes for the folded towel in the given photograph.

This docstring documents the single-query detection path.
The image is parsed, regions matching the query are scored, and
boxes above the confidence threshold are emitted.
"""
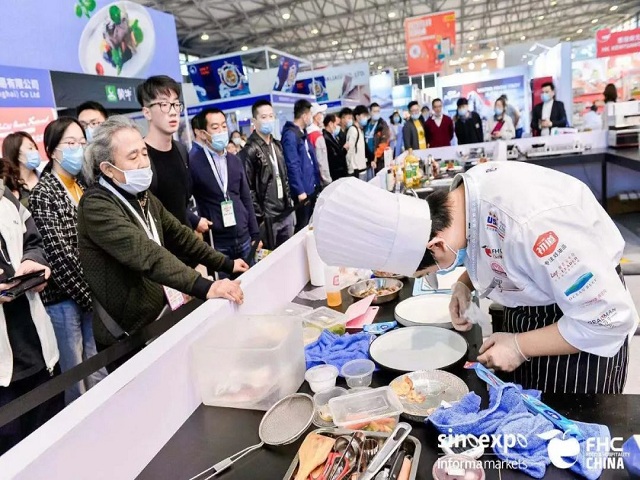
[428,383,610,479]
[304,330,373,372]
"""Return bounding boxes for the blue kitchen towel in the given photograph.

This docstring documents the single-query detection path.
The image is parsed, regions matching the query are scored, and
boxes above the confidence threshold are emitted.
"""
[304,330,373,372]
[428,383,611,479]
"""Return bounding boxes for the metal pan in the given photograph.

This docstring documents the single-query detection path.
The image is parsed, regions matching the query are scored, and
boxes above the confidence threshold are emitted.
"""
[348,278,404,305]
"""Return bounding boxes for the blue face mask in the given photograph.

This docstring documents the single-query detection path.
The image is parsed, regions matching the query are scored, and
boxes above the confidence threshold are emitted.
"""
[259,120,275,135]
[393,115,401,123]
[359,117,369,127]
[57,146,84,176]
[333,126,341,136]
[209,131,229,152]
[436,242,467,275]
[495,107,504,116]
[345,119,354,129]
[371,113,381,121]
[85,127,95,144]
[458,108,468,117]
[411,113,421,121]
[541,92,551,103]
[24,150,42,170]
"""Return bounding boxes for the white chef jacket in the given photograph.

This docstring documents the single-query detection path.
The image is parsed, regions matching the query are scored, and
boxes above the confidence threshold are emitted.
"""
[451,161,639,357]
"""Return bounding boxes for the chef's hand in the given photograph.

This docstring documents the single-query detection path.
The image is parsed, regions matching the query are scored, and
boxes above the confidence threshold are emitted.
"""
[477,332,529,372]
[0,269,18,304]
[14,260,50,294]
[233,259,250,273]
[196,217,213,233]
[207,279,244,304]
[449,282,473,332]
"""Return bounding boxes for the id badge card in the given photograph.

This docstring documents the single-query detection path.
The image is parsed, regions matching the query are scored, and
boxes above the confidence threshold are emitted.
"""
[163,286,186,311]
[276,175,284,199]
[221,200,237,227]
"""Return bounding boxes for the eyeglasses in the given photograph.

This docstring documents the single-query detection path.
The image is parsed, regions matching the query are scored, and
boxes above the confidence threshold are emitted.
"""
[59,139,87,148]
[147,101,184,113]
[81,120,104,128]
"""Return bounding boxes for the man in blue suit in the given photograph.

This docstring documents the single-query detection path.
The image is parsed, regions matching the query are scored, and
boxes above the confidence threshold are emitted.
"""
[281,99,321,232]
[189,108,259,271]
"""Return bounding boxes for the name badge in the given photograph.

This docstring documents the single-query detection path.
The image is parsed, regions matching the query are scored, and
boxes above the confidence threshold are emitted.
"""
[163,286,186,311]
[276,175,284,199]
[221,200,237,227]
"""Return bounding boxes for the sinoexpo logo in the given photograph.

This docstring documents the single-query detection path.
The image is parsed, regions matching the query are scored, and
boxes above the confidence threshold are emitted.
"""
[533,231,559,258]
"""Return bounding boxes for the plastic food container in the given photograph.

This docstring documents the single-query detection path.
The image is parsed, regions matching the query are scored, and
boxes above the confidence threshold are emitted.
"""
[313,387,348,423]
[341,359,375,388]
[272,302,313,317]
[305,364,339,393]
[189,315,305,411]
[302,307,348,335]
[329,386,403,432]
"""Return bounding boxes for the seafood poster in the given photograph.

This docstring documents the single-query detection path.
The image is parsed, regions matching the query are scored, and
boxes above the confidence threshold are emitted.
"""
[188,56,251,102]
[0,0,181,81]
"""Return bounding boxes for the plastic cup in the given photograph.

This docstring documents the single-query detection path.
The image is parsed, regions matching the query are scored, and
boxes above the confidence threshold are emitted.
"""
[305,364,339,393]
[313,387,348,423]
[341,359,375,388]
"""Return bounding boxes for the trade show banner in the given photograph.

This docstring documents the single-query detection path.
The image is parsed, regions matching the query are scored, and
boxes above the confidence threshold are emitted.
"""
[0,108,57,153]
[596,28,640,58]
[296,62,370,105]
[50,71,144,109]
[0,65,55,108]
[404,12,456,76]
[188,56,251,102]
[273,56,300,93]
[0,1,181,80]
[370,73,393,109]
[441,75,526,120]
[392,84,414,109]
[292,77,329,102]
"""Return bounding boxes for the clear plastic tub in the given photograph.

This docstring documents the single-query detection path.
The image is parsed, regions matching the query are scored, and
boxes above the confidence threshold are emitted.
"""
[341,359,375,388]
[329,386,403,432]
[189,315,305,411]
[305,364,339,393]
[302,307,348,334]
[272,302,313,317]
[313,387,348,423]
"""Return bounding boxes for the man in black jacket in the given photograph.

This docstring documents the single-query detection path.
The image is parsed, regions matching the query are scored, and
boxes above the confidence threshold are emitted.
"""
[322,113,349,180]
[531,81,568,136]
[239,100,295,249]
[454,98,484,145]
[403,100,428,150]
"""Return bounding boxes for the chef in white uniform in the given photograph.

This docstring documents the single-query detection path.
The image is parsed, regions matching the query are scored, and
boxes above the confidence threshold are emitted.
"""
[313,162,638,394]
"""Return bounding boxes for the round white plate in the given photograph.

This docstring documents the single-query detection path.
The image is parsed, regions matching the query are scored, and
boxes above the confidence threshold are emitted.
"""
[394,295,453,328]
[369,327,467,372]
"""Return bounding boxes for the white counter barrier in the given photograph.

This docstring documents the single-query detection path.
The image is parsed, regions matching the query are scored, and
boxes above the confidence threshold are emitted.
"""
[0,229,311,480]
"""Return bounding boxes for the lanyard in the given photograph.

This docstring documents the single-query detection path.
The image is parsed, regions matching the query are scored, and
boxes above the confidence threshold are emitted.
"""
[203,147,228,199]
[99,178,160,245]
[268,142,280,177]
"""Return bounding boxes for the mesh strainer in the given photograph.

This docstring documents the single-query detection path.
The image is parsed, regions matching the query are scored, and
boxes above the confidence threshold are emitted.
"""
[188,393,314,480]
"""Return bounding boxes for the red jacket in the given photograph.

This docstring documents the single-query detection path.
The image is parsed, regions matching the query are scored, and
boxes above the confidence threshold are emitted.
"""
[424,115,454,148]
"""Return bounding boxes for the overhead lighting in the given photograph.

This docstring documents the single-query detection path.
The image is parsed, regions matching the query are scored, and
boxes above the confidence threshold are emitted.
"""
[369,61,375,65]
[550,0,557,5]
[538,15,545,20]
[566,37,571,41]
[528,60,534,66]
[311,28,319,34]
[481,62,487,68]
[577,28,583,33]
[388,11,397,18]
[469,36,474,40]
[469,44,473,48]
[331,40,339,45]
[522,54,527,59]
[529,44,537,51]
[591,18,598,23]
[377,65,383,70]
[270,54,277,59]
[348,48,353,54]
[468,62,476,70]
[610,5,618,11]
[520,35,526,41]
[200,32,209,41]
[241,45,248,51]
[282,12,291,20]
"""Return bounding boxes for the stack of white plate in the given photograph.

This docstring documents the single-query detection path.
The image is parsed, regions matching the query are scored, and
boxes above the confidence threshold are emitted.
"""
[394,295,453,328]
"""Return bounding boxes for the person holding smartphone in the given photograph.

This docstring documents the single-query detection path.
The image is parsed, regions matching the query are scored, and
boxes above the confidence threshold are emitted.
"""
[0,178,63,455]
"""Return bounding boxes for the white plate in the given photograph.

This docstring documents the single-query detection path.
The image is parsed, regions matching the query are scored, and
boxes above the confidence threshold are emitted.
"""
[369,327,467,372]
[79,1,156,77]
[394,295,452,328]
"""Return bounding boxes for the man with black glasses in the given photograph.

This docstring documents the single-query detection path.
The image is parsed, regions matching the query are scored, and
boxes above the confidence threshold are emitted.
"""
[136,76,209,233]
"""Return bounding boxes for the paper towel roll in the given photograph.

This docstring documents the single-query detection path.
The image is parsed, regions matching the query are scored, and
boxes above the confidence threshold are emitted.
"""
[306,230,326,287]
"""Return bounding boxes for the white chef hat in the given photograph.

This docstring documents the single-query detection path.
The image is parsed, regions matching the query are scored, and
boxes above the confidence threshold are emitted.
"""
[312,178,432,276]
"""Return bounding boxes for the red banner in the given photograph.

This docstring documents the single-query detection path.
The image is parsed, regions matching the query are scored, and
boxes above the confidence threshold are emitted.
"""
[0,108,57,153]
[405,11,456,76]
[596,28,640,58]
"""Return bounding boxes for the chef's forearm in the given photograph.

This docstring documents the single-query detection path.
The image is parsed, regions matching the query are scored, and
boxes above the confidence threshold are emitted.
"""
[518,323,580,358]
[457,270,474,291]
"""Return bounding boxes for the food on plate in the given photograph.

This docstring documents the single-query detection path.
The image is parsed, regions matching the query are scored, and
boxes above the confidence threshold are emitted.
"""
[392,376,426,403]
[100,4,145,74]
[372,271,403,278]
[345,416,397,433]
[355,281,401,298]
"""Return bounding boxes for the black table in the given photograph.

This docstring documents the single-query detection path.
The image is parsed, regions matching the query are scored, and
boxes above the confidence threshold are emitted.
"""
[139,280,640,480]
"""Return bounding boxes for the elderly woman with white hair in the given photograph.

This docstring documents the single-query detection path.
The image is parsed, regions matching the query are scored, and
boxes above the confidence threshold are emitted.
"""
[77,116,248,351]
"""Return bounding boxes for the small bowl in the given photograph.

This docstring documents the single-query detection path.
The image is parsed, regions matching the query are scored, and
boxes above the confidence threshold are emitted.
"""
[341,359,375,388]
[305,364,339,393]
[348,278,404,305]
[313,387,349,424]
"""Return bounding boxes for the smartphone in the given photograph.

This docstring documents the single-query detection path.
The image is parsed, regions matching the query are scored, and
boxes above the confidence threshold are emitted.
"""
[5,270,46,284]
[1,273,46,299]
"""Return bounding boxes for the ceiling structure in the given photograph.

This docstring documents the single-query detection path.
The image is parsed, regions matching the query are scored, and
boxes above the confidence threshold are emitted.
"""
[136,0,639,72]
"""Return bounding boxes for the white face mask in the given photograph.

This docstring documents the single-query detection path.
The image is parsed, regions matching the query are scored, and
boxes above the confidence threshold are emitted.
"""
[109,163,153,195]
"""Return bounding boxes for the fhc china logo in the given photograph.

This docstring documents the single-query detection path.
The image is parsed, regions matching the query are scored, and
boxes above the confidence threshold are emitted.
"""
[533,231,558,258]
